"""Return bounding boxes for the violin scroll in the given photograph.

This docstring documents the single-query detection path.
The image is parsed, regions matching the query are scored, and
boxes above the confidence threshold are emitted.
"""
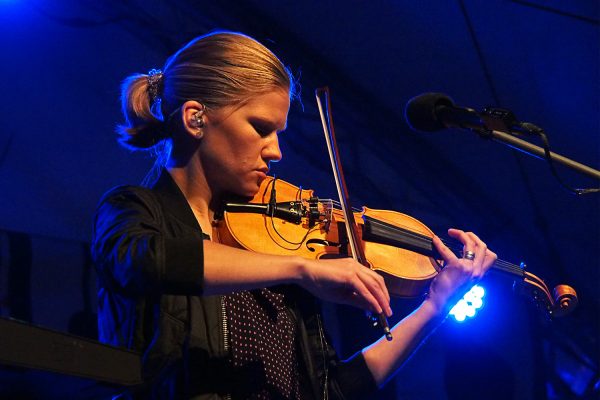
[521,271,578,318]
[552,284,578,317]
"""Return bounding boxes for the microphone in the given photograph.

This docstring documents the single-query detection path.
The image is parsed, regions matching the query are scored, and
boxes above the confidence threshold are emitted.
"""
[404,93,483,132]
[404,93,600,186]
[404,92,542,136]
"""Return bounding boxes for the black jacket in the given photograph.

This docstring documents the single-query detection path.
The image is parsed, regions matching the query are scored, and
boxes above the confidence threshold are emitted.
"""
[92,170,376,399]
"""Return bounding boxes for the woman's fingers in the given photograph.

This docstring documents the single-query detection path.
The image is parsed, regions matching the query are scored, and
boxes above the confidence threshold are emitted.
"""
[426,229,497,316]
[346,275,385,315]
[448,229,477,257]
[464,231,486,278]
[307,258,392,317]
[432,234,458,263]
[482,249,498,273]
[360,266,391,305]
[347,266,392,317]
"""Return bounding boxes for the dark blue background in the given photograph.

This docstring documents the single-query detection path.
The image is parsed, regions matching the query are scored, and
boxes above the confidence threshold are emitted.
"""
[0,1,598,398]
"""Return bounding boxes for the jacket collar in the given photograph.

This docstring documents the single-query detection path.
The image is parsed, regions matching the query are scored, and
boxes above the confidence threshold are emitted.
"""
[150,168,204,235]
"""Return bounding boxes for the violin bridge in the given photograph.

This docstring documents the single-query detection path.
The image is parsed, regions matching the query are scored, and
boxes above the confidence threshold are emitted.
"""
[307,196,332,230]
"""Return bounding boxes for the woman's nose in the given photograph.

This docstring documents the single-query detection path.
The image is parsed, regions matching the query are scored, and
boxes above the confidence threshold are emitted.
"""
[263,134,282,162]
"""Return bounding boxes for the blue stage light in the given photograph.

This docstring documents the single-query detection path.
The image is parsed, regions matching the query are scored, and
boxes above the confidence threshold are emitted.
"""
[449,285,485,322]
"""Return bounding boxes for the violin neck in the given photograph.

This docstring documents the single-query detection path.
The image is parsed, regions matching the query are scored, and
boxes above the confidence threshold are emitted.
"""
[362,215,525,278]
[362,215,442,258]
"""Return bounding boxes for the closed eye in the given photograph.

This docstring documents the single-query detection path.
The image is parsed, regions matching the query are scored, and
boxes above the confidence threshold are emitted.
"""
[249,115,287,137]
[254,125,273,137]
[251,121,279,137]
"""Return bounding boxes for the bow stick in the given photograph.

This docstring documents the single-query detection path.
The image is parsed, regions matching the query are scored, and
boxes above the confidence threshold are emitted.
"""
[315,87,393,341]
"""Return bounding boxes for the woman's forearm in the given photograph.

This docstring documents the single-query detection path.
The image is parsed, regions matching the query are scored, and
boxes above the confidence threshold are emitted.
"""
[201,240,305,295]
[202,240,392,317]
[362,299,445,387]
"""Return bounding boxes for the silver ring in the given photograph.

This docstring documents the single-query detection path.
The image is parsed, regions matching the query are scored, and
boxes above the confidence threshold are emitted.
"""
[463,250,476,260]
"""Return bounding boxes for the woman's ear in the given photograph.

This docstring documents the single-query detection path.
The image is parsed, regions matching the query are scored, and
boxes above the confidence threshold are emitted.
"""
[181,100,206,139]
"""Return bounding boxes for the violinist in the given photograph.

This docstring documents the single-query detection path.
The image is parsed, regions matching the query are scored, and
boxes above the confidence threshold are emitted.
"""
[92,31,497,399]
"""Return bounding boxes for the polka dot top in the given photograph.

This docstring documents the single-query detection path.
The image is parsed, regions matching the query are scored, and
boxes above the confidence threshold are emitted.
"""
[224,288,301,399]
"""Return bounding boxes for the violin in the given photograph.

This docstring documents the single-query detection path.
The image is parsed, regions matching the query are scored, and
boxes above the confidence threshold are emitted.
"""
[214,176,578,319]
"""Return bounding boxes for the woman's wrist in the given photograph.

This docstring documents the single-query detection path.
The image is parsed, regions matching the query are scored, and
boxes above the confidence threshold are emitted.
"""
[289,256,309,286]
[420,297,449,324]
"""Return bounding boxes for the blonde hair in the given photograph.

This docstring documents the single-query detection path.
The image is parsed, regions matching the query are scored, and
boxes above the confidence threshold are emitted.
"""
[117,31,297,150]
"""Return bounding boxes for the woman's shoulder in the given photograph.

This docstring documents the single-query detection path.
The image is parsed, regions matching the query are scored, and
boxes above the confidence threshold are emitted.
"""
[95,184,162,217]
[98,184,155,205]
[100,183,153,200]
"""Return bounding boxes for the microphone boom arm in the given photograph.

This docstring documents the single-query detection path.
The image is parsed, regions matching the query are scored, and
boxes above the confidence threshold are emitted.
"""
[479,129,600,181]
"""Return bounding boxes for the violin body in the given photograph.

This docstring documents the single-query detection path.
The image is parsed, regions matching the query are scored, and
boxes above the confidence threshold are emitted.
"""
[214,176,577,318]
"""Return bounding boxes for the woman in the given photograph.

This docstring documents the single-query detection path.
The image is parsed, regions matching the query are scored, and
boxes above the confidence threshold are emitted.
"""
[92,31,497,399]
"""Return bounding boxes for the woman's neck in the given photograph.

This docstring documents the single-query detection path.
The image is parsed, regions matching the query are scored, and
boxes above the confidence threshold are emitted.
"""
[166,160,218,236]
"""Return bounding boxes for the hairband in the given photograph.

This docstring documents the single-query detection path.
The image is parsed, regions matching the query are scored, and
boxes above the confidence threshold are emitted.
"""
[147,68,164,105]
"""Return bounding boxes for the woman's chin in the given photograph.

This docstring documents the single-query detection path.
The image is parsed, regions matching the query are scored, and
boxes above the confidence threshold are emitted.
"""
[235,181,261,199]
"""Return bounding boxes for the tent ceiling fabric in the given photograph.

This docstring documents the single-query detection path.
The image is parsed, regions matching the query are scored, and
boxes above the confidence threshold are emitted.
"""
[0,0,598,393]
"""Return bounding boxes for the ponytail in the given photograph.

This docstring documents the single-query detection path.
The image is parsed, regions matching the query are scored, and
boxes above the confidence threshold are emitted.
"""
[116,73,167,150]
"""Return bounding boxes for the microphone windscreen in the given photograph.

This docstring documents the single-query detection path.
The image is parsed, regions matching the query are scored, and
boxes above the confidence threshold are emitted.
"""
[404,93,455,132]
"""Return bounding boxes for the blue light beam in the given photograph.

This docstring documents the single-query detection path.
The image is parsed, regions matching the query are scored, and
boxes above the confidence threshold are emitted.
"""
[449,285,485,322]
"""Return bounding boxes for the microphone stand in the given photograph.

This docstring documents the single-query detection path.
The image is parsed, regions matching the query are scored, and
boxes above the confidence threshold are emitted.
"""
[432,103,600,181]
[478,129,600,181]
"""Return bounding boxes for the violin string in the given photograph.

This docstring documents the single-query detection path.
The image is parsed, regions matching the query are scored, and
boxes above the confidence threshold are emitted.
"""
[324,200,435,237]
[320,199,524,276]
[324,199,362,213]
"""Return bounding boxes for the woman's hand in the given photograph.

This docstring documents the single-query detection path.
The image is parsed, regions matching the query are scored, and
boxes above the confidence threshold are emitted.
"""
[298,257,393,317]
[427,229,497,316]
[361,229,497,387]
